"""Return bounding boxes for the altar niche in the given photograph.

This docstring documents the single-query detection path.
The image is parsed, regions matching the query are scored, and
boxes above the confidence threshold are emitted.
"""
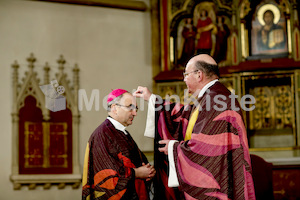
[10,53,81,190]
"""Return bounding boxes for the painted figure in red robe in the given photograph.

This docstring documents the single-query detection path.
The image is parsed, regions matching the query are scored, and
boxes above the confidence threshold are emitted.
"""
[178,17,197,67]
[195,9,216,55]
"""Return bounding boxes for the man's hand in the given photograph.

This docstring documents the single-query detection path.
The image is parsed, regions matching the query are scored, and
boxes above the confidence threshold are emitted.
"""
[133,86,152,101]
[158,140,170,155]
[142,163,156,181]
[134,163,156,181]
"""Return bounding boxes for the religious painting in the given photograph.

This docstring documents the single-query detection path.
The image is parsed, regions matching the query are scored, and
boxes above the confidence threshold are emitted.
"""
[176,16,197,68]
[175,1,231,68]
[251,3,288,57]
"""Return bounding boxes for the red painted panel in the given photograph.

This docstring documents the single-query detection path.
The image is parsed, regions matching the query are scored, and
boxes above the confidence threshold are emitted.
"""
[27,123,43,166]
[19,96,72,174]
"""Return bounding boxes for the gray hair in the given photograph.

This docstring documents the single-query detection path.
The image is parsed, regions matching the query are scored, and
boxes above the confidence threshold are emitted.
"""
[195,61,220,78]
[107,93,125,111]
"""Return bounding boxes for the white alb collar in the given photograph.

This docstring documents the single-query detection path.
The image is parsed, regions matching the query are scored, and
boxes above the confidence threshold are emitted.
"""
[198,79,218,98]
[107,116,127,135]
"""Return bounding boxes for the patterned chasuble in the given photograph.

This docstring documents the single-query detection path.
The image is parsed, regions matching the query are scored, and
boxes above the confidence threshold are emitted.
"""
[82,119,150,200]
[153,81,256,200]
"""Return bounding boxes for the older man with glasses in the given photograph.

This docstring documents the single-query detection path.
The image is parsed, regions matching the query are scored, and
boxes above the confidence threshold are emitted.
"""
[134,54,255,200]
[82,89,156,200]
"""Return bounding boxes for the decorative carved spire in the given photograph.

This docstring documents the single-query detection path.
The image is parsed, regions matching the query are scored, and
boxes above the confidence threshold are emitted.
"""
[27,53,36,71]
[12,60,19,113]
[57,55,65,72]
[43,62,50,84]
[12,60,19,85]
[73,63,80,114]
[73,63,80,87]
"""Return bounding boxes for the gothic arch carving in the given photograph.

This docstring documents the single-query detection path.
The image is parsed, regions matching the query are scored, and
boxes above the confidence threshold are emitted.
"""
[10,53,81,190]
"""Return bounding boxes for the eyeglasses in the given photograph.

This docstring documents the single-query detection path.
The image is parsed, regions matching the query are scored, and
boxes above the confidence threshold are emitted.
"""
[183,70,199,78]
[115,103,138,112]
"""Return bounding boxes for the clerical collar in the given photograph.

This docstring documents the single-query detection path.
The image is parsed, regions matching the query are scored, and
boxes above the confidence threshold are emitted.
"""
[198,79,218,98]
[107,116,127,135]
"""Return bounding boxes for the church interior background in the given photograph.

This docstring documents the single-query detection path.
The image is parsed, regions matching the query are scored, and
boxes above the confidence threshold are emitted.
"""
[1,0,300,199]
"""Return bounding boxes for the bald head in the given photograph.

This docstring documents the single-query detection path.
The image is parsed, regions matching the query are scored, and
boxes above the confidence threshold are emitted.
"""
[187,54,217,66]
[184,54,219,94]
[186,54,219,79]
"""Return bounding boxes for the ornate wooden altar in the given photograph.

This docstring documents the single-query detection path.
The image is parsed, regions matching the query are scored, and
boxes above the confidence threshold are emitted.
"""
[152,0,300,153]
[151,0,300,199]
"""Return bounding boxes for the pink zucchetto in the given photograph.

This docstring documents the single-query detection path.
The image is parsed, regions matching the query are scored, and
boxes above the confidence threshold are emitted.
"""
[107,89,128,103]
